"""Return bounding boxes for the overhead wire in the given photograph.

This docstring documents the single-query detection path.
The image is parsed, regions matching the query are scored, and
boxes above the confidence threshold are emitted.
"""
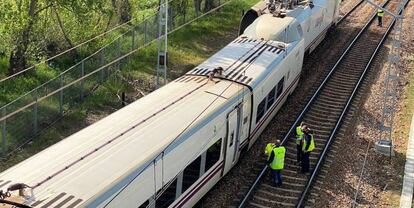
[351,140,371,208]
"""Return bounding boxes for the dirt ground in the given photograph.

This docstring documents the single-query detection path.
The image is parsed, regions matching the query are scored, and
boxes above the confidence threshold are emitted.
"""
[313,1,414,207]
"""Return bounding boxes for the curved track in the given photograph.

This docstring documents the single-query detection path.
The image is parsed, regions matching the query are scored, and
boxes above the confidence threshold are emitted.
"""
[237,0,407,207]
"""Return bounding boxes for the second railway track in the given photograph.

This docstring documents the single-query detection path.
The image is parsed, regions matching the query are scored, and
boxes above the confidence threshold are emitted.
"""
[236,0,409,207]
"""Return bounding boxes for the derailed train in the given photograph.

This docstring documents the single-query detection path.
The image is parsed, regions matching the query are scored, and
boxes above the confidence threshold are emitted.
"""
[0,0,340,207]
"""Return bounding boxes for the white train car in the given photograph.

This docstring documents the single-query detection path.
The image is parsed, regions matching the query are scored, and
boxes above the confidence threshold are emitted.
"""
[0,0,340,207]
[240,0,340,54]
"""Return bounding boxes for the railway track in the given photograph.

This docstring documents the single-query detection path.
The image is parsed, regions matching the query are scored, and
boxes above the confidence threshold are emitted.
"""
[198,1,386,207]
[236,0,408,207]
[338,0,365,23]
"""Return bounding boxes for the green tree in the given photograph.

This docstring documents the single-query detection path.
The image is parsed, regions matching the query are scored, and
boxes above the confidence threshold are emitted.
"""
[111,0,132,24]
[0,0,114,75]
[6,0,41,75]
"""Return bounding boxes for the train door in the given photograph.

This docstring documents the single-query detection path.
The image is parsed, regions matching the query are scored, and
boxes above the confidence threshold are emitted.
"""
[223,105,242,174]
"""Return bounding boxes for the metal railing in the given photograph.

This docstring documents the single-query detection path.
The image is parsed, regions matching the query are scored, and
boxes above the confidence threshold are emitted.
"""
[0,0,237,157]
[238,0,391,206]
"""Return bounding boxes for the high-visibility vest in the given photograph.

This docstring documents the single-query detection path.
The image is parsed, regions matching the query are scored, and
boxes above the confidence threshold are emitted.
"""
[377,9,384,17]
[296,126,304,145]
[302,134,315,152]
[265,143,276,159]
[270,146,286,170]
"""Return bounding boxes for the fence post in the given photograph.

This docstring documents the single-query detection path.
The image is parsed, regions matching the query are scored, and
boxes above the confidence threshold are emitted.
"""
[130,29,135,64]
[169,8,173,29]
[33,89,38,135]
[80,61,85,100]
[1,107,6,155]
[117,39,121,71]
[100,50,105,82]
[132,28,136,50]
[59,75,64,116]
[144,20,148,43]
[1,83,5,106]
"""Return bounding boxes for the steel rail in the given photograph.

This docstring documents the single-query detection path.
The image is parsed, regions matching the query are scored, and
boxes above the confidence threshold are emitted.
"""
[338,0,365,24]
[296,0,410,206]
[238,0,392,207]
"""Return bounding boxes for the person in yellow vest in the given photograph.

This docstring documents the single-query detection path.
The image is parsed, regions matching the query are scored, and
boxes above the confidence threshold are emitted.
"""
[377,8,384,27]
[295,122,306,164]
[301,127,315,173]
[266,140,286,186]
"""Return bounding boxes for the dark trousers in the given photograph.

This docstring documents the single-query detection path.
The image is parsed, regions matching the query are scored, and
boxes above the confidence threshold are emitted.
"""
[301,152,310,173]
[271,169,282,185]
[296,144,301,163]
[378,16,383,26]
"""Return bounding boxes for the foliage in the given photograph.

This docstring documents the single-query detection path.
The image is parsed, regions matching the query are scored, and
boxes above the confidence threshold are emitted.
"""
[0,0,160,75]
[0,0,258,170]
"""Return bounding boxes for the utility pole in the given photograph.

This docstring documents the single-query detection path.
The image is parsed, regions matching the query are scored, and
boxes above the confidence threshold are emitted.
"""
[156,0,168,88]
[373,0,406,156]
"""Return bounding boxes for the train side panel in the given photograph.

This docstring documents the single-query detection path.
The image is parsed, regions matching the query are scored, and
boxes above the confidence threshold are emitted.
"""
[106,87,252,208]
[170,91,252,208]
[169,113,227,208]
[95,163,156,208]
[249,39,305,147]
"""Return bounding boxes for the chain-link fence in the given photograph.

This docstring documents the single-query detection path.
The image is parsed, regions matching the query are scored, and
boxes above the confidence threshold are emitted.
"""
[0,0,234,156]
[0,28,132,106]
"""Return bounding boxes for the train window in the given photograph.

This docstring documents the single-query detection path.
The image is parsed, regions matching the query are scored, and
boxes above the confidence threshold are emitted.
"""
[287,24,301,43]
[205,139,222,171]
[297,25,303,38]
[229,132,234,147]
[138,200,149,208]
[156,179,177,208]
[276,77,285,98]
[267,87,276,109]
[244,116,248,124]
[182,156,201,193]
[256,99,266,123]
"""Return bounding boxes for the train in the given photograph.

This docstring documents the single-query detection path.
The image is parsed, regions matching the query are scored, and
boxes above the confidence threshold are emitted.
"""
[0,0,340,207]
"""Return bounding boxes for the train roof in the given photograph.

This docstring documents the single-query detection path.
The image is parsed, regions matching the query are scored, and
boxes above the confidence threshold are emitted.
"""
[0,78,244,207]
[243,14,297,41]
[185,37,292,89]
[0,35,295,207]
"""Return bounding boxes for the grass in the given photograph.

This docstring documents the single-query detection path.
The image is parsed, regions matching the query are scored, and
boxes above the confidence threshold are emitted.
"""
[394,55,414,149]
[0,77,122,171]
[0,57,8,77]
[0,0,257,170]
